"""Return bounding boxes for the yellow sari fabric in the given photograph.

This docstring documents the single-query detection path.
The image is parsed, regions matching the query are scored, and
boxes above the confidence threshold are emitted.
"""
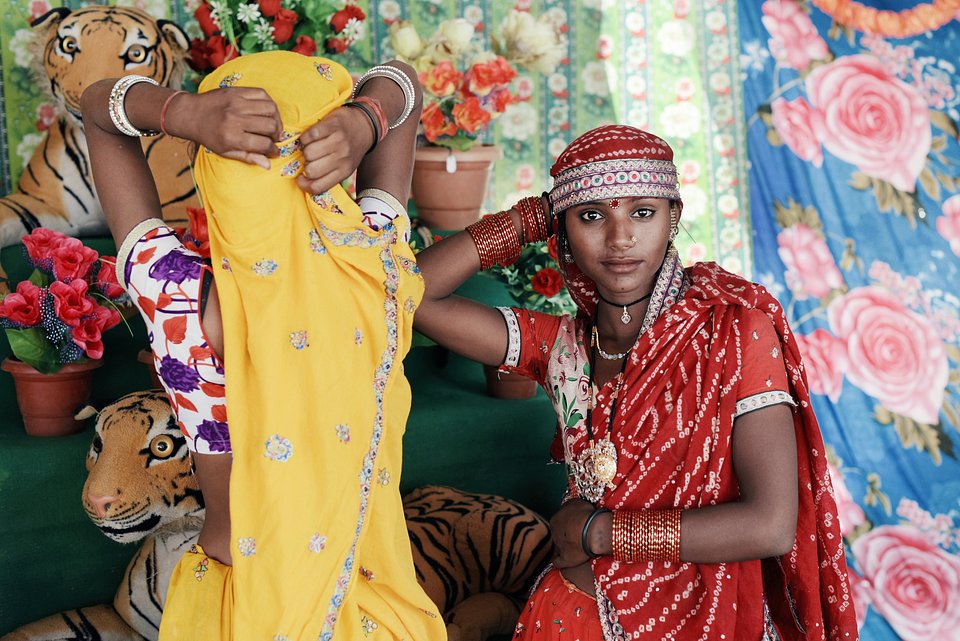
[163,51,443,641]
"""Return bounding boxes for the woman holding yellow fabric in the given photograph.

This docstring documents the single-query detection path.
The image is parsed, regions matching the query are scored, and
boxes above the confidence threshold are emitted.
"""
[81,51,444,641]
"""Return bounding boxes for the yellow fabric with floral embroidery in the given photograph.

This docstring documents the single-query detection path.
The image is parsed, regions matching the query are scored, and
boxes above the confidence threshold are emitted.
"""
[158,51,443,641]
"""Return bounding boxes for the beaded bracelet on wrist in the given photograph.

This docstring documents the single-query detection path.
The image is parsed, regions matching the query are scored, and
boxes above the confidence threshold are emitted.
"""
[465,212,521,270]
[515,195,550,245]
[108,75,161,137]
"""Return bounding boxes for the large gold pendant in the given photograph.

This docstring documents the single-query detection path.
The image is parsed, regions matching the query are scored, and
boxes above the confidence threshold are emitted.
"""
[592,438,618,485]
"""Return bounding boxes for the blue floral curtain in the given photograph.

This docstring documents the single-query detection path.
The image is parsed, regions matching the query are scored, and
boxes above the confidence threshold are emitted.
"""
[740,2,960,640]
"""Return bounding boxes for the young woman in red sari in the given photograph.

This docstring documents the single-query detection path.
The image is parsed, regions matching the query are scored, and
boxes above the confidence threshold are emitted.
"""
[413,125,859,641]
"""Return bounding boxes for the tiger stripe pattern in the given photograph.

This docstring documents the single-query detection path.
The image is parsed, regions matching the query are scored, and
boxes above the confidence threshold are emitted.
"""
[0,6,198,249]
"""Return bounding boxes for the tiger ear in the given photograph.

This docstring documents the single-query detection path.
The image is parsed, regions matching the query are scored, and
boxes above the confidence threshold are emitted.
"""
[74,404,100,422]
[158,19,190,54]
[30,7,70,29]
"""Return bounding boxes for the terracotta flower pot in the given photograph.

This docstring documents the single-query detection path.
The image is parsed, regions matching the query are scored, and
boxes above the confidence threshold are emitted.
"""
[411,145,502,231]
[2,357,103,437]
[482,364,538,400]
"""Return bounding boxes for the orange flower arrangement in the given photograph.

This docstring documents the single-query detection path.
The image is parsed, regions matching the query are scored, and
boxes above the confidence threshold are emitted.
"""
[811,0,960,38]
[389,12,562,151]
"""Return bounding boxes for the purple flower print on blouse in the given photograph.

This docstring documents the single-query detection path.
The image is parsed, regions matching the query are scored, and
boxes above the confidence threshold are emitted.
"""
[197,420,231,452]
[149,250,204,284]
[158,355,201,392]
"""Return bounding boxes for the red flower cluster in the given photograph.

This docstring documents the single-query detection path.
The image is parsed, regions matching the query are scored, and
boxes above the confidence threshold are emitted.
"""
[420,56,518,145]
[175,207,211,259]
[0,229,124,369]
[188,0,365,74]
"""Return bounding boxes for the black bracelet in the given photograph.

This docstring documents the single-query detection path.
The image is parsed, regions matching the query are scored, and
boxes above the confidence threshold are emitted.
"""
[343,101,379,154]
[581,508,611,559]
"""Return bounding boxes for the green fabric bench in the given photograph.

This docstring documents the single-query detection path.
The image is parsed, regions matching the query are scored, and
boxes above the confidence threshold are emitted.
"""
[0,238,565,635]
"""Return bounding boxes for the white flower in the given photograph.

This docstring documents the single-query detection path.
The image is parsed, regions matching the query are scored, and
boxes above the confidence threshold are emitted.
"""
[679,184,707,221]
[437,19,475,57]
[657,20,695,57]
[207,0,228,31]
[236,2,261,23]
[252,19,275,44]
[581,61,610,97]
[627,105,649,128]
[378,0,400,21]
[625,12,646,36]
[548,137,568,159]
[625,42,647,66]
[626,75,647,100]
[740,40,771,74]
[499,102,538,142]
[705,10,727,33]
[548,104,569,127]
[718,194,739,217]
[713,133,734,155]
[17,133,43,167]
[658,102,700,139]
[712,100,733,125]
[709,71,731,94]
[9,29,35,68]
[548,73,567,95]
[496,10,563,75]
[464,5,483,25]
[685,243,707,264]
[514,76,535,100]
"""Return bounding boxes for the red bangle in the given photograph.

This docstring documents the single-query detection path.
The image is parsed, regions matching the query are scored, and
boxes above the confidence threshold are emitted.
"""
[351,96,388,145]
[465,211,521,270]
[160,90,187,137]
[515,195,549,244]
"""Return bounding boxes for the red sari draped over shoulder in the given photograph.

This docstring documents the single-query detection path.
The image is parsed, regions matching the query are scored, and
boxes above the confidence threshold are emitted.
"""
[503,259,858,641]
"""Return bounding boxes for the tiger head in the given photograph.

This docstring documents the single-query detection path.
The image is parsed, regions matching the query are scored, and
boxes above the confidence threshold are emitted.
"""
[82,390,204,544]
[32,5,189,122]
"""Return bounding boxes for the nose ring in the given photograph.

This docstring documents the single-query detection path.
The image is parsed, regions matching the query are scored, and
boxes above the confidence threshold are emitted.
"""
[630,235,638,243]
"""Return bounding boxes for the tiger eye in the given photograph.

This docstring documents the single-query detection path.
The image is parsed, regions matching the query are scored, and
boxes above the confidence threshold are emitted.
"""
[150,434,175,458]
[60,36,78,53]
[126,44,147,63]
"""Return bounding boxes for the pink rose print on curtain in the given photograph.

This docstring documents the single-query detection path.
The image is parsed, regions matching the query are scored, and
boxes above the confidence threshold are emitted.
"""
[828,286,948,425]
[771,97,825,166]
[937,194,960,256]
[777,223,843,298]
[796,329,848,401]
[852,525,960,641]
[806,54,931,193]
[760,0,828,71]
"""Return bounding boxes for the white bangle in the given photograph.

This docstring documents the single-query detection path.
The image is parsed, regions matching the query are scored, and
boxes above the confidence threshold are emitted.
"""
[108,75,161,137]
[352,65,416,130]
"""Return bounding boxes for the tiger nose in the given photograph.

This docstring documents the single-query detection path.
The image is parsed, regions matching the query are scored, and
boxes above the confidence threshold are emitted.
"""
[87,493,117,518]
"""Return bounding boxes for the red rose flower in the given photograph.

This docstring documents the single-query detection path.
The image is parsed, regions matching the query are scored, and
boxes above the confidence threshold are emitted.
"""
[421,102,457,142]
[49,279,95,327]
[94,258,125,300]
[204,36,239,69]
[272,8,299,44]
[257,0,281,18]
[51,237,98,282]
[547,235,558,262]
[71,317,104,360]
[451,96,491,135]
[0,281,44,327]
[330,4,365,33]
[325,37,349,54]
[194,2,220,38]
[189,38,213,72]
[21,227,67,266]
[531,267,563,298]
[292,34,317,56]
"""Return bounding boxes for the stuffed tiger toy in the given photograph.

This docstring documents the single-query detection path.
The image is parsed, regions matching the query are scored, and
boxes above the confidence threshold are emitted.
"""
[0,5,198,249]
[0,391,552,641]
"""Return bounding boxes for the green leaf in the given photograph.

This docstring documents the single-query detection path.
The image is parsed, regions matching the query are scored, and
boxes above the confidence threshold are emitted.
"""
[765,127,783,147]
[930,110,959,138]
[944,345,960,364]
[28,269,50,287]
[848,172,872,191]
[5,328,62,374]
[918,167,940,201]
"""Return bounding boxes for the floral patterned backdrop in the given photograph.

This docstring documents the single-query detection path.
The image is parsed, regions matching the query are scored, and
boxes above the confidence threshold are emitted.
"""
[741,1,960,640]
[0,0,750,270]
[3,0,959,638]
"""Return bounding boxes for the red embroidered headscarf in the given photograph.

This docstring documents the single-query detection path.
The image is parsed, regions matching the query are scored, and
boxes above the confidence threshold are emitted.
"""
[548,125,683,319]
[545,126,859,641]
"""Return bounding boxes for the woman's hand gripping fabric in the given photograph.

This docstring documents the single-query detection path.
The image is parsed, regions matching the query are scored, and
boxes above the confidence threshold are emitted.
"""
[296,106,372,196]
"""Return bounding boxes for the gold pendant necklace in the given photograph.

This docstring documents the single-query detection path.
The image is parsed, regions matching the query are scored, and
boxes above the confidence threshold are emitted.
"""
[576,321,629,501]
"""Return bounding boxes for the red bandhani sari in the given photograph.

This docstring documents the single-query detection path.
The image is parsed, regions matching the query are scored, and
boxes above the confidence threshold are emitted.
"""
[503,255,858,641]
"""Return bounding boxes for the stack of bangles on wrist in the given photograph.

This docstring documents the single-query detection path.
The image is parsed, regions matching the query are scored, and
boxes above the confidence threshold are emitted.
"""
[466,195,551,270]
[611,509,682,563]
[352,65,416,130]
[343,96,388,153]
